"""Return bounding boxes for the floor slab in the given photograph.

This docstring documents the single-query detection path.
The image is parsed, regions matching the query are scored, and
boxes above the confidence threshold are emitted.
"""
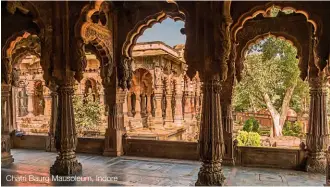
[1,149,325,186]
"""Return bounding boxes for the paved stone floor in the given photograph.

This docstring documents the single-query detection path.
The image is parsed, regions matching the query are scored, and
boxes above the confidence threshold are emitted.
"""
[1,149,325,186]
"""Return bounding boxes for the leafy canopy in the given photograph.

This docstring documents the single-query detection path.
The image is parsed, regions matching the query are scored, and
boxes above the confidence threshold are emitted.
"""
[73,94,102,135]
[233,37,309,113]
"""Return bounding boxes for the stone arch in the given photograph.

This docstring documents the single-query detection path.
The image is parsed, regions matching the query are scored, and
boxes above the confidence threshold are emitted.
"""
[122,7,186,59]
[131,68,153,95]
[236,33,305,81]
[2,31,41,86]
[74,1,113,84]
[231,2,322,42]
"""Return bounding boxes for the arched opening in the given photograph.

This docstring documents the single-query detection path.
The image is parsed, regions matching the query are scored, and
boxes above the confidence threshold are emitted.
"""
[233,36,309,147]
[122,13,202,142]
[73,52,107,138]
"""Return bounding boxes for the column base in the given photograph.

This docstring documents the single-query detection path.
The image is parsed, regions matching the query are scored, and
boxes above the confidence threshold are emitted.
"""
[306,152,326,173]
[222,158,235,166]
[103,129,124,157]
[50,151,82,176]
[195,161,225,186]
[103,150,124,157]
[46,136,57,152]
[1,153,14,167]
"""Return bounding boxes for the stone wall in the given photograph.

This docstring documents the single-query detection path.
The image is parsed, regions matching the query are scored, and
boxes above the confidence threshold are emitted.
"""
[124,138,199,160]
[235,146,307,170]
[12,135,104,154]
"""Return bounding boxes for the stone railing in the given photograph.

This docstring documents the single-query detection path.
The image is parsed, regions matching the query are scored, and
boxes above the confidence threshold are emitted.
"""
[123,138,199,160]
[12,135,104,154]
[11,134,308,171]
[234,145,307,170]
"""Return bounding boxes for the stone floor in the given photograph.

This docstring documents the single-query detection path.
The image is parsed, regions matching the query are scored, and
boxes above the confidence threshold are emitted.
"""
[1,149,325,186]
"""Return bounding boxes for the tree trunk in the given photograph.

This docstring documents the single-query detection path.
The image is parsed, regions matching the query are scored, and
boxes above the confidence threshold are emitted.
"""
[264,93,282,137]
[279,85,296,129]
[263,84,296,137]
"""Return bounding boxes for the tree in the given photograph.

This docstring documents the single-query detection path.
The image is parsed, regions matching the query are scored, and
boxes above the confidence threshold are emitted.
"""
[233,37,309,137]
[73,93,102,136]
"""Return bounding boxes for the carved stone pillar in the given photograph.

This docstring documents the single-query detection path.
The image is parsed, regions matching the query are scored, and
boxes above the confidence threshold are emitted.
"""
[44,94,52,116]
[135,93,142,119]
[174,82,183,126]
[1,84,14,167]
[140,93,148,128]
[196,77,225,186]
[50,84,82,175]
[184,91,192,120]
[146,94,152,117]
[103,90,126,157]
[221,102,234,166]
[165,94,173,126]
[327,146,330,185]
[46,89,58,152]
[306,75,329,173]
[127,92,133,117]
[27,92,34,115]
[152,91,164,129]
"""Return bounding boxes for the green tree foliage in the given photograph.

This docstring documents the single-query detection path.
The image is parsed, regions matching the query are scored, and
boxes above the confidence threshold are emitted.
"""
[282,121,303,137]
[73,94,102,135]
[237,130,261,147]
[233,37,309,136]
[242,117,260,133]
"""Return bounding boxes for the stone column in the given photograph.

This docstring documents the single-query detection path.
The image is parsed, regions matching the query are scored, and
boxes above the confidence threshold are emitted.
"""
[44,94,52,116]
[127,92,133,117]
[103,89,126,157]
[152,91,164,129]
[221,102,234,166]
[11,86,17,131]
[184,91,192,120]
[146,94,152,117]
[27,92,34,116]
[46,86,58,152]
[196,76,225,186]
[135,93,142,119]
[327,146,330,186]
[1,84,14,167]
[50,84,82,175]
[174,81,183,126]
[140,93,148,128]
[306,75,329,173]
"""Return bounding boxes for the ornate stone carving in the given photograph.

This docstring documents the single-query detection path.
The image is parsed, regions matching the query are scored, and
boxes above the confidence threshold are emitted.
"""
[306,74,329,173]
[1,84,14,167]
[118,57,133,89]
[73,38,87,82]
[196,76,225,186]
[50,84,82,175]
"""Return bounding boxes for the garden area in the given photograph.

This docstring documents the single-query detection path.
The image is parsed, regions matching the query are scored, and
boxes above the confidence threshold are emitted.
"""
[232,36,330,148]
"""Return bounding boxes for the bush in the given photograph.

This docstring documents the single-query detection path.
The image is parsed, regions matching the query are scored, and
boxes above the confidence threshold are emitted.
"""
[236,130,261,147]
[73,94,102,136]
[282,121,303,137]
[243,117,260,133]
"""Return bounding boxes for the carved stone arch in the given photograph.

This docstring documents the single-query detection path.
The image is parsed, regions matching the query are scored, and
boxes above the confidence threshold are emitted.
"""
[231,2,322,42]
[122,10,185,59]
[73,1,113,84]
[2,31,42,86]
[236,33,306,82]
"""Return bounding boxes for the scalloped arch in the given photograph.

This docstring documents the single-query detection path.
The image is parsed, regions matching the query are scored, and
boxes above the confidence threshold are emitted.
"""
[232,2,321,42]
[122,10,185,58]
[237,33,307,81]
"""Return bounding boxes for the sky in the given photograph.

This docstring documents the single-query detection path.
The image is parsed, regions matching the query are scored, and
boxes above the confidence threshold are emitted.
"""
[137,18,186,47]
